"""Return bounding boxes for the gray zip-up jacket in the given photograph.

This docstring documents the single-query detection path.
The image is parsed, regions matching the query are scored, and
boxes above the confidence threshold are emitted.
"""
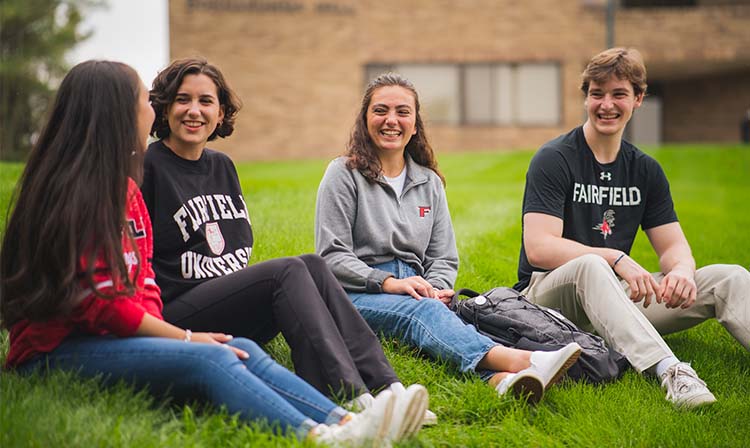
[315,155,458,293]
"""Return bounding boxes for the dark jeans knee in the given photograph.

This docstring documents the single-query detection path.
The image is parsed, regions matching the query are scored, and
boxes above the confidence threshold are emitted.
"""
[297,253,326,270]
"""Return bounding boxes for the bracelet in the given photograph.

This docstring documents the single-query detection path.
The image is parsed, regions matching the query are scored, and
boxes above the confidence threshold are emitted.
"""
[612,253,626,268]
[184,329,192,342]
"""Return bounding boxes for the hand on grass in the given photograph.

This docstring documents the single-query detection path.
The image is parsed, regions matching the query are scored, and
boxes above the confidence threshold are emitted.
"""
[190,332,249,360]
[383,276,437,300]
[612,254,662,308]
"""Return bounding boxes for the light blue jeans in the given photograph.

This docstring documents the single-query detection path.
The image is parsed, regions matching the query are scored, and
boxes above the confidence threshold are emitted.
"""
[18,336,347,439]
[347,259,498,380]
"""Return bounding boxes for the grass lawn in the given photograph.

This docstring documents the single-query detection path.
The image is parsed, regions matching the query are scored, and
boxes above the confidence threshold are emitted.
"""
[1,144,749,447]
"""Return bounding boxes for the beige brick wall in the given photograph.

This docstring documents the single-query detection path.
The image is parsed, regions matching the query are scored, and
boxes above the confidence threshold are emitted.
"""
[663,71,750,142]
[169,0,750,160]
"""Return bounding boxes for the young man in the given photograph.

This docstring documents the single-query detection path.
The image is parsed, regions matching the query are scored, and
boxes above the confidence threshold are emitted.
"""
[514,47,749,409]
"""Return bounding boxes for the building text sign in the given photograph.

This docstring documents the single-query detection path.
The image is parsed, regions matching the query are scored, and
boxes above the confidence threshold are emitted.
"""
[186,0,356,15]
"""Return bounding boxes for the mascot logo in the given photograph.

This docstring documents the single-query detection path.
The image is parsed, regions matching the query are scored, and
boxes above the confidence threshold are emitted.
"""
[205,222,225,255]
[593,209,615,239]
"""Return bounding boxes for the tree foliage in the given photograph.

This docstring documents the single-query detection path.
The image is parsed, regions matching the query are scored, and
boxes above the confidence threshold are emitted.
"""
[0,0,98,160]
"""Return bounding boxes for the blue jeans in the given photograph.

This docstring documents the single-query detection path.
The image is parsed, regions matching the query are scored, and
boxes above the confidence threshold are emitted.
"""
[18,336,347,439]
[347,259,497,380]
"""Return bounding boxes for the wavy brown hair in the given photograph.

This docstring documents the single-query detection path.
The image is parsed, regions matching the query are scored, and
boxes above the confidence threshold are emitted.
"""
[581,47,648,97]
[1,61,144,328]
[150,58,242,141]
[346,73,444,185]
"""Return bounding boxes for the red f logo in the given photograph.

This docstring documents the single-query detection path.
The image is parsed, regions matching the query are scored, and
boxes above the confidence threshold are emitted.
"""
[419,206,431,218]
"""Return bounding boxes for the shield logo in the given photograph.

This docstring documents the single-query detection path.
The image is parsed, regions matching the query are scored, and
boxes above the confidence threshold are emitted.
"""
[205,222,225,255]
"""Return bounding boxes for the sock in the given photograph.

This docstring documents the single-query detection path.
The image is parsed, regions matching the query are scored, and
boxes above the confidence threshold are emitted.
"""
[651,356,680,378]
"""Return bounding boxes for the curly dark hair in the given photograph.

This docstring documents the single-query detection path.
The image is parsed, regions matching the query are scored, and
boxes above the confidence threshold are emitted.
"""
[346,72,444,185]
[150,58,242,141]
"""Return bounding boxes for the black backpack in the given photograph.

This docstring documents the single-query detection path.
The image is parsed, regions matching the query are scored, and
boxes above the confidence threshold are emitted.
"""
[450,287,629,383]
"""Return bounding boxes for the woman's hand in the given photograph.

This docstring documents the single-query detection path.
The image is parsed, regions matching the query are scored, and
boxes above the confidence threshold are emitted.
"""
[190,332,249,360]
[136,314,249,360]
[435,289,455,306]
[383,276,438,300]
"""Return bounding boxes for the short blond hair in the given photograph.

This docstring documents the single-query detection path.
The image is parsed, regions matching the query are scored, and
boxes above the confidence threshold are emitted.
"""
[581,47,647,97]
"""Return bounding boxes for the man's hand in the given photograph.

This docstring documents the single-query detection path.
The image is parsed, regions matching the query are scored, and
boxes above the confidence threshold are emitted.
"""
[613,254,663,308]
[383,276,437,300]
[659,266,696,309]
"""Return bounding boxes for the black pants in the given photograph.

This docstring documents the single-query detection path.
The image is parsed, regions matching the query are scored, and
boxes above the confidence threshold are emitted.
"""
[162,254,399,399]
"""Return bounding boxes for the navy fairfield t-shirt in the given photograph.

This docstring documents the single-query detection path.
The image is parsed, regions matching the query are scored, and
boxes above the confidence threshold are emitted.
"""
[514,126,677,291]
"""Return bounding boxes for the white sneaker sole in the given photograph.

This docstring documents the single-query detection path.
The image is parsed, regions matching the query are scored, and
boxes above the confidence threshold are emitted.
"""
[543,343,582,389]
[364,392,395,448]
[673,391,717,409]
[372,395,396,448]
[509,372,545,404]
[390,385,428,441]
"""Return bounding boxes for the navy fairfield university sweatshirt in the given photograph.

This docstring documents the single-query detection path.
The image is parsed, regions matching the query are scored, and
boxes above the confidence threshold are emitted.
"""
[141,140,254,302]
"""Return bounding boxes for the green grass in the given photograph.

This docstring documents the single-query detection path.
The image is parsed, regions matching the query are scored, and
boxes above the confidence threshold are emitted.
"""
[2,144,750,447]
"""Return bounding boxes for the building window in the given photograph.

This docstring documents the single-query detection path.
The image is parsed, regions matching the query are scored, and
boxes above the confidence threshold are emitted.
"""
[516,64,560,126]
[365,62,561,126]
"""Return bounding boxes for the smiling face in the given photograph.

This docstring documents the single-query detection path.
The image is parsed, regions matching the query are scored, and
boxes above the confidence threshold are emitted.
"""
[366,85,418,157]
[584,76,643,138]
[164,73,224,156]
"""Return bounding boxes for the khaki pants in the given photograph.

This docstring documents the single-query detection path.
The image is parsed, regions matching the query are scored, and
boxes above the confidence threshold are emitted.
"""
[522,254,750,372]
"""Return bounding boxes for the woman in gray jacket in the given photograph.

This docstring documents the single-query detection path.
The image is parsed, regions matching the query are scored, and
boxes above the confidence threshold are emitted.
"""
[315,73,582,407]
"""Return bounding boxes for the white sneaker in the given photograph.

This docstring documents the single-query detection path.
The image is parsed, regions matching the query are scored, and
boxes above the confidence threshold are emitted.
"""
[345,392,375,412]
[313,390,394,447]
[660,362,716,409]
[495,371,545,404]
[387,384,428,441]
[527,342,582,389]
[422,408,438,426]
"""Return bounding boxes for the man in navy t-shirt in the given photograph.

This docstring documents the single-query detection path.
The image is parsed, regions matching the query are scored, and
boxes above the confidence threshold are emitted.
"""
[515,47,749,409]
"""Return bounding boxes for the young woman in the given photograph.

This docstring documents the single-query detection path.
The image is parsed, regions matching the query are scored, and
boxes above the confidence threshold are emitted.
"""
[141,58,429,429]
[315,73,582,403]
[0,60,415,446]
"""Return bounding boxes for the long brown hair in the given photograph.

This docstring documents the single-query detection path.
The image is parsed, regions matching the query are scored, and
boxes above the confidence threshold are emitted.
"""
[346,73,444,185]
[1,60,144,328]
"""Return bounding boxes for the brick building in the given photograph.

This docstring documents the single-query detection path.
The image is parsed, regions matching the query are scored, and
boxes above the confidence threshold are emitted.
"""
[168,0,750,160]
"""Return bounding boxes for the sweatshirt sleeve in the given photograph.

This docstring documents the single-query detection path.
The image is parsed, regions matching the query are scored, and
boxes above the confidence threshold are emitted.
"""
[73,294,147,336]
[422,181,458,290]
[72,180,164,336]
[315,160,392,292]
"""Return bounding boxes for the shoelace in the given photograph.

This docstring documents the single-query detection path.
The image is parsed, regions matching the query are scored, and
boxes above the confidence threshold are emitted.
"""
[661,363,707,400]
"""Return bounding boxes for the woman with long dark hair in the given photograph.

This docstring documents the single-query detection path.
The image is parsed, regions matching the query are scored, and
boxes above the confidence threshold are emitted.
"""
[0,60,403,446]
[141,58,429,435]
[315,73,582,404]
